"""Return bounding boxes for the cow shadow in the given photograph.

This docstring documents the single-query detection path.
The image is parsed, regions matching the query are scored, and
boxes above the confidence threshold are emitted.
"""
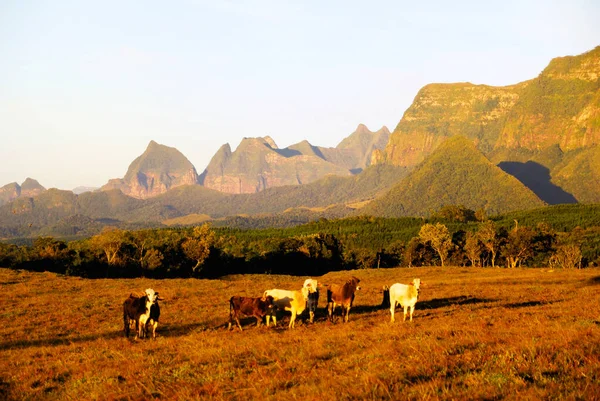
[589,276,600,285]
[158,322,209,336]
[503,300,555,309]
[418,296,496,310]
[0,322,213,351]
[0,331,124,351]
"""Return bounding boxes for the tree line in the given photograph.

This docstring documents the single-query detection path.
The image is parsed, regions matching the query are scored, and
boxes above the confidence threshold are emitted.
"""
[1,205,598,278]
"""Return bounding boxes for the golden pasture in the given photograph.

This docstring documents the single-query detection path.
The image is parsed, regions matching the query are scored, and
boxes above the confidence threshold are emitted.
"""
[1,267,599,400]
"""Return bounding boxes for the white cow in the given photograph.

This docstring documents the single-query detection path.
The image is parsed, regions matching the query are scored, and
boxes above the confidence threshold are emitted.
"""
[264,286,310,328]
[389,278,421,323]
[303,279,319,323]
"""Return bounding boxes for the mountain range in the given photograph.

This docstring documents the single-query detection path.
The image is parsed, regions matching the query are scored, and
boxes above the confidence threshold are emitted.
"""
[1,45,599,239]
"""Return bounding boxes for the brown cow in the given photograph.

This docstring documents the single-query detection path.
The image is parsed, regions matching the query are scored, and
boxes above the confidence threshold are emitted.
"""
[123,288,161,339]
[326,277,361,323]
[229,295,275,331]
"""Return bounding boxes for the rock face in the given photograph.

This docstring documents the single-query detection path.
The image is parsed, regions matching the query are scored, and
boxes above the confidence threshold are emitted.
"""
[383,82,525,167]
[100,141,199,199]
[381,46,600,167]
[200,125,390,194]
[496,47,600,152]
[0,178,46,206]
[200,137,352,194]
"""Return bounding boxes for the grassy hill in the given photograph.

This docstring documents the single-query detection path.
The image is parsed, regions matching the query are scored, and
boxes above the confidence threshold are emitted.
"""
[552,145,600,203]
[360,136,545,217]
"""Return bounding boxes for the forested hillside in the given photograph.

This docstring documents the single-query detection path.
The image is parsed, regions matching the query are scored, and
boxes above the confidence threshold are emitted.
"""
[359,136,544,217]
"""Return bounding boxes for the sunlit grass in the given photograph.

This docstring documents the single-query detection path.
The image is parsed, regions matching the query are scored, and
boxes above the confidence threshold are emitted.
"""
[1,267,599,400]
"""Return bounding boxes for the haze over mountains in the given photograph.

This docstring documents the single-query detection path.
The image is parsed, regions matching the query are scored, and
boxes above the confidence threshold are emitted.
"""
[1,46,599,239]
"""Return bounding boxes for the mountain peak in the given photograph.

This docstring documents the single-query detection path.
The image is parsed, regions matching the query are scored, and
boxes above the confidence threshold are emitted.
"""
[101,141,199,199]
[21,178,45,191]
[356,123,370,133]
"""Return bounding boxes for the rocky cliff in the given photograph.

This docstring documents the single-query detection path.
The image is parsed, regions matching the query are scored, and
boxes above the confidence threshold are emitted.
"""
[0,178,46,206]
[200,125,389,194]
[382,46,600,167]
[100,141,199,199]
[200,136,352,194]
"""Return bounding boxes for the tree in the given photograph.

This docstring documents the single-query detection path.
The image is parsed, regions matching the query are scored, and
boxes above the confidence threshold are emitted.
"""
[464,231,483,267]
[419,223,452,267]
[90,228,127,266]
[128,229,164,271]
[182,224,216,274]
[478,220,500,267]
[549,244,582,269]
[432,205,476,222]
[502,223,535,268]
[549,230,584,269]
[403,237,425,267]
[33,236,68,260]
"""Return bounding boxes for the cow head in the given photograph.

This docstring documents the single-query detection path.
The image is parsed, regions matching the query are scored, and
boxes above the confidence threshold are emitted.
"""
[263,295,276,312]
[144,288,159,304]
[303,279,318,294]
[411,278,421,291]
[351,276,361,291]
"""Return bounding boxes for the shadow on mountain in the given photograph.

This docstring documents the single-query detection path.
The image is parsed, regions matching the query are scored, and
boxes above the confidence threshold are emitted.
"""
[498,161,577,205]
[197,170,207,185]
[275,148,302,158]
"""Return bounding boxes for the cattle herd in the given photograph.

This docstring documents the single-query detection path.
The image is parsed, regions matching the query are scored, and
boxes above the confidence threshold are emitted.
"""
[122,277,422,338]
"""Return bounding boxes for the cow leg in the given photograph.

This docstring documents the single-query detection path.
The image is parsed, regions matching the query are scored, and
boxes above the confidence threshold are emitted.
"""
[134,319,141,339]
[124,314,130,337]
[137,317,146,339]
[327,302,334,322]
[149,320,158,339]
[344,305,350,323]
[309,311,314,323]
[255,314,262,328]
[235,315,243,332]
[390,301,396,323]
[403,305,408,322]
[266,313,277,327]
[228,311,234,330]
[409,305,415,322]
[289,310,297,329]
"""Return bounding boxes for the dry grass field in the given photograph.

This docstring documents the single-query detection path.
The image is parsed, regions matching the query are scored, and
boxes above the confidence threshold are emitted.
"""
[1,266,599,400]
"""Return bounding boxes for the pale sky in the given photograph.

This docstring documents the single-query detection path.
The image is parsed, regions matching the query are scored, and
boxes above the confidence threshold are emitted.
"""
[1,0,599,190]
